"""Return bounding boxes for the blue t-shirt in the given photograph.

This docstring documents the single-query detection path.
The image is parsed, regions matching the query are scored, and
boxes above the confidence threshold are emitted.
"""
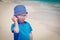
[11,21,32,40]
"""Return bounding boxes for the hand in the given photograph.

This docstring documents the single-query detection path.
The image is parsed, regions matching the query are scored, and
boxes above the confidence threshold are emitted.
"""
[12,16,18,23]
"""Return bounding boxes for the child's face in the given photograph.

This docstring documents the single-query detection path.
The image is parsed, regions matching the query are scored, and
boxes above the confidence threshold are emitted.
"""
[16,13,27,23]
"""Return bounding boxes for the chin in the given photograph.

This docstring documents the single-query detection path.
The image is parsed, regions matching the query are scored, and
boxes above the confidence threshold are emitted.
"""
[18,20,24,23]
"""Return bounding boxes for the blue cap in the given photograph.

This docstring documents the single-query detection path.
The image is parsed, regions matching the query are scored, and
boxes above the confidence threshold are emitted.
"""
[14,5,27,16]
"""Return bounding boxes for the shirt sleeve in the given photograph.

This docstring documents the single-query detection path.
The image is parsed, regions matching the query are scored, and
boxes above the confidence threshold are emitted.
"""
[11,24,15,33]
[29,23,32,33]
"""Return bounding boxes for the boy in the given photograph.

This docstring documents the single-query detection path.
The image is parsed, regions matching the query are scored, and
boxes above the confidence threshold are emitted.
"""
[11,5,33,40]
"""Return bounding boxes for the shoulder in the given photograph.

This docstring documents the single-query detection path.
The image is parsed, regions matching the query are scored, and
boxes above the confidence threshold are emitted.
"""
[24,21,31,27]
[24,21,30,25]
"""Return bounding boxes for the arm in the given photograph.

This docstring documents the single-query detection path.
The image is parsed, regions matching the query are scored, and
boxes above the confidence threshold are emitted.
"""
[14,21,19,33]
[30,32,33,40]
[12,16,19,33]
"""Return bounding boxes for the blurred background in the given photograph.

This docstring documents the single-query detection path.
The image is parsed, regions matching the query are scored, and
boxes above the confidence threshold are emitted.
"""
[0,0,60,40]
